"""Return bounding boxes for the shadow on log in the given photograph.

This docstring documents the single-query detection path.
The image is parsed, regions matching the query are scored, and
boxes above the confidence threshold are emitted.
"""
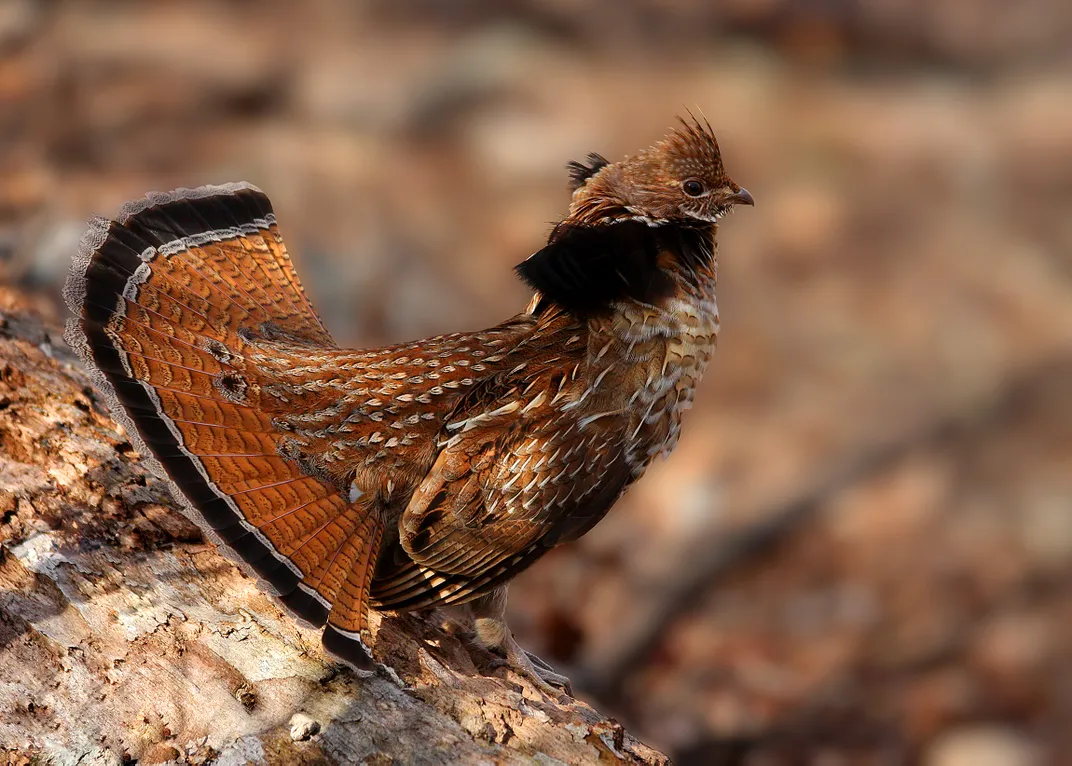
[0,286,666,765]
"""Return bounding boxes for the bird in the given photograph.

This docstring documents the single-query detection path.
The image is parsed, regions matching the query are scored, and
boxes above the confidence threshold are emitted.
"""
[63,115,753,696]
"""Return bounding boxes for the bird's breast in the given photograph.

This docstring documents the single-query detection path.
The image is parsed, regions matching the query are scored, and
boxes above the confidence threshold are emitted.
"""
[595,290,719,478]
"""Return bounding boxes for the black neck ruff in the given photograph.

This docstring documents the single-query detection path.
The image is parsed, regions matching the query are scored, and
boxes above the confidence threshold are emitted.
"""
[516,220,713,316]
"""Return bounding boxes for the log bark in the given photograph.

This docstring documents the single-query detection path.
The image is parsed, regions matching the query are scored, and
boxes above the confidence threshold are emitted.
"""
[0,286,666,766]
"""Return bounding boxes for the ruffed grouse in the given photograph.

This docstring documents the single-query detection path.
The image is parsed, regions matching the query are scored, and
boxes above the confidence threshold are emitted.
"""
[64,116,752,695]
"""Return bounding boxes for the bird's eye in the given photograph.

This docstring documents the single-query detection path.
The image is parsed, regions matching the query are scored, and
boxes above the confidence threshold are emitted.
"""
[682,179,705,197]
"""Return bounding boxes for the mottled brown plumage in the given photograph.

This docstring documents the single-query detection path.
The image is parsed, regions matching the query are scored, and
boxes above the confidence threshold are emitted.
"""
[63,116,752,694]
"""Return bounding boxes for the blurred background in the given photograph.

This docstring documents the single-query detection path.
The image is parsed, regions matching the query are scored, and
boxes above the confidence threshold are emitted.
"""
[2,1,1071,763]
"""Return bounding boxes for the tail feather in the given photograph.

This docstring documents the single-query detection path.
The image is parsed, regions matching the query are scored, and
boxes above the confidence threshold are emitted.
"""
[323,514,384,669]
[124,186,317,329]
[130,389,274,432]
[257,492,350,543]
[65,183,382,665]
[75,214,258,341]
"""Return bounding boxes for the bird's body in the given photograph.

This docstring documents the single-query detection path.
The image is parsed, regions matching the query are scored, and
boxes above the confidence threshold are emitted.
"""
[64,117,751,691]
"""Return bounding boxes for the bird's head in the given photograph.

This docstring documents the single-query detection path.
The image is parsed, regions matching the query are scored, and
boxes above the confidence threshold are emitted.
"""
[567,115,753,226]
[517,116,753,316]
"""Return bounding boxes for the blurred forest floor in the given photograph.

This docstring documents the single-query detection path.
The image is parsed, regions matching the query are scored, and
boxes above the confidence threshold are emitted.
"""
[2,1,1071,764]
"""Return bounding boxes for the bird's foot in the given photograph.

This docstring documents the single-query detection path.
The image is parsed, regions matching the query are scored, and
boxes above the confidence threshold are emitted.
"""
[465,585,573,701]
[495,633,573,700]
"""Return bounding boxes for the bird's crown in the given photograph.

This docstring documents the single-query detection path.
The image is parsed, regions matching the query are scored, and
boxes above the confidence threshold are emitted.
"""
[567,114,752,226]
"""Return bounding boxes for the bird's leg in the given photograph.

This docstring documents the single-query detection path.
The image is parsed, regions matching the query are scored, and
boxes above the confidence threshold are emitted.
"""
[469,585,573,698]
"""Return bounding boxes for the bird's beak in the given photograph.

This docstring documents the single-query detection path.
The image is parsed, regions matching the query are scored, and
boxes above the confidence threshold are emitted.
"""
[728,188,754,207]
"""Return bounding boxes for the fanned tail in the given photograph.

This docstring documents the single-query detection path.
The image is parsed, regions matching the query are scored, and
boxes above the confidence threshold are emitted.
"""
[64,183,382,667]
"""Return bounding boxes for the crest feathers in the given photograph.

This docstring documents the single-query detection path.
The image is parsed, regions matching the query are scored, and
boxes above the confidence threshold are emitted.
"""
[566,152,610,191]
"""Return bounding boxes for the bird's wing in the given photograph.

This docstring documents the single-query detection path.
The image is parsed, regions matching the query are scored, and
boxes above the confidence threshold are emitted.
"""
[371,340,635,610]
